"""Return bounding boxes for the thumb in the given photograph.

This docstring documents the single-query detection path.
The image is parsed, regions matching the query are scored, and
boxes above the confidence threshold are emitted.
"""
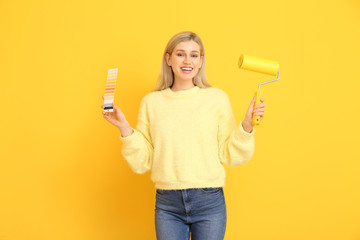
[249,95,256,108]
[112,102,119,111]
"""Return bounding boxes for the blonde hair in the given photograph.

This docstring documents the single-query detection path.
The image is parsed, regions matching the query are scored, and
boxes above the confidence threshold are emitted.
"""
[154,31,212,91]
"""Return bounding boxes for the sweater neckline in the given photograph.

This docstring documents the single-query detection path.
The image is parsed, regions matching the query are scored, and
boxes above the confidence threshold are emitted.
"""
[162,86,200,98]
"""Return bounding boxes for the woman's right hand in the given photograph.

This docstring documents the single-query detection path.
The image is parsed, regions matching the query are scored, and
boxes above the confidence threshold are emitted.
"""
[101,96,134,137]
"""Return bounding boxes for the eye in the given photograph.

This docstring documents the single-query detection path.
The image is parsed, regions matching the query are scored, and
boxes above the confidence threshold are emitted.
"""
[191,55,198,58]
[177,53,184,57]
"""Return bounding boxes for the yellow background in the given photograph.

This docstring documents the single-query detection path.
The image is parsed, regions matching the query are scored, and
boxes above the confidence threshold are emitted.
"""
[1,0,359,239]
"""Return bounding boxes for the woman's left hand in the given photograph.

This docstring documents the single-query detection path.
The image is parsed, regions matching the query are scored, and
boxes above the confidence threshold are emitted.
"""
[242,95,265,133]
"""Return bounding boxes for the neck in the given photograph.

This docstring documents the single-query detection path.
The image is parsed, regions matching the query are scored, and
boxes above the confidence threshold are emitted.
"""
[171,79,195,92]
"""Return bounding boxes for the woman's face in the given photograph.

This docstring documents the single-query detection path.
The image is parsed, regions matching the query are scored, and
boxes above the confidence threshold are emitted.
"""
[165,40,204,84]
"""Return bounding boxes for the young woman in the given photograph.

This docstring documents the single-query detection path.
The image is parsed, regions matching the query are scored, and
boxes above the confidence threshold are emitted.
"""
[102,31,265,240]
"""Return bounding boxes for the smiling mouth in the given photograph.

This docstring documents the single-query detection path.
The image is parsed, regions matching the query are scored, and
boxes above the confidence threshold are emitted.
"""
[180,67,193,72]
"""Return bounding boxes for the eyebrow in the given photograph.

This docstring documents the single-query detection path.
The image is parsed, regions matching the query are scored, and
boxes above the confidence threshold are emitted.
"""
[175,49,200,53]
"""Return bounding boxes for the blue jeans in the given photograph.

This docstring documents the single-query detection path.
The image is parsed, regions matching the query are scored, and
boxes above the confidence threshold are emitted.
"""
[155,187,227,240]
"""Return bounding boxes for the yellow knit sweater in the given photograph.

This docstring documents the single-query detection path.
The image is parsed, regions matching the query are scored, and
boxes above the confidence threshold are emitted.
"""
[119,86,255,190]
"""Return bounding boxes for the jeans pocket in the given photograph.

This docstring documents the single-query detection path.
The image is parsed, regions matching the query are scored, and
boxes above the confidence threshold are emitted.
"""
[156,189,164,194]
[200,187,222,193]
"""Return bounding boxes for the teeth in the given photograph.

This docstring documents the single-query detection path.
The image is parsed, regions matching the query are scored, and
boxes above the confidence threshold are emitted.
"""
[181,67,193,71]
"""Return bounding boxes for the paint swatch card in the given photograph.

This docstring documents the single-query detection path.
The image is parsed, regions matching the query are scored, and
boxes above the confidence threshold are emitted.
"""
[104,68,118,112]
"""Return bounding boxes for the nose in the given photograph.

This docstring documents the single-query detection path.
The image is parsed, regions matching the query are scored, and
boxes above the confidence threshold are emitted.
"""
[184,55,191,64]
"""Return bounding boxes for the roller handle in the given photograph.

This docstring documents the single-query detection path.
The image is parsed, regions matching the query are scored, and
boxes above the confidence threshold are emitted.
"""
[253,88,263,126]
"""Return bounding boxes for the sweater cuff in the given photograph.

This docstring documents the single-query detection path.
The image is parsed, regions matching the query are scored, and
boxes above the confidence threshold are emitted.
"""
[239,121,255,136]
[119,128,136,141]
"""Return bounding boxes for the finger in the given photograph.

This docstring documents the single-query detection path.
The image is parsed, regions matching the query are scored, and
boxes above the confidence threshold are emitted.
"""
[254,107,265,111]
[253,111,264,116]
[253,108,265,114]
[253,110,260,115]
[255,103,265,109]
[249,95,256,109]
[251,95,256,103]
[112,102,121,112]
[102,95,104,100]
[104,113,111,119]
[253,111,264,115]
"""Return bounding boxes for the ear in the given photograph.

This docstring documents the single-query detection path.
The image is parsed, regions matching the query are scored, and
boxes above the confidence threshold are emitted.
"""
[165,53,171,66]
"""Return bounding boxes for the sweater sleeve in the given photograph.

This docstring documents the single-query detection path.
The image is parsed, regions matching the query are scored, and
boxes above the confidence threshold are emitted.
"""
[217,92,255,167]
[119,96,154,174]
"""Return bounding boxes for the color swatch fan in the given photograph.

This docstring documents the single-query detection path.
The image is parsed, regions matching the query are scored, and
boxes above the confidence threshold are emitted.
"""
[103,68,118,112]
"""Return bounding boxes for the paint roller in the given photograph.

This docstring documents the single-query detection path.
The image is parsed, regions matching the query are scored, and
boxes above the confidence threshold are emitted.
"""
[238,54,280,126]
